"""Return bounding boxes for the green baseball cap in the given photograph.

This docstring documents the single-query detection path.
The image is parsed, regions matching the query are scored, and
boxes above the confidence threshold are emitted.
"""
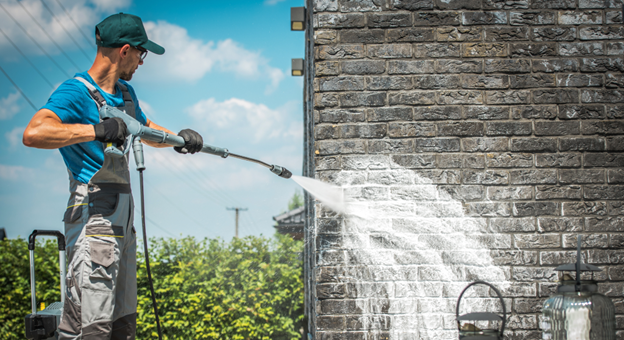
[96,13,165,55]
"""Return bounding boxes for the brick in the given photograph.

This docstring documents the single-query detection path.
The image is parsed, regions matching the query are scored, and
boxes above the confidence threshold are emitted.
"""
[368,44,412,58]
[465,106,510,120]
[587,216,624,232]
[492,250,539,265]
[339,0,383,12]
[488,187,533,200]
[608,137,624,151]
[463,170,509,184]
[439,185,484,199]
[559,42,605,56]
[485,27,530,42]
[437,90,484,105]
[486,152,533,167]
[608,200,624,213]
[315,93,339,108]
[532,59,579,73]
[511,138,557,152]
[462,11,507,25]
[486,90,531,105]
[368,107,412,121]
[585,185,624,200]
[437,27,482,41]
[316,156,342,170]
[463,137,510,152]
[414,11,461,26]
[510,74,555,88]
[582,89,624,103]
[413,138,461,152]
[316,125,338,140]
[485,59,532,74]
[465,202,511,217]
[511,43,557,57]
[484,0,529,9]
[513,202,559,216]
[340,29,385,44]
[368,139,413,153]
[512,105,557,119]
[316,13,366,28]
[389,91,436,105]
[388,60,435,74]
[317,316,346,330]
[535,185,582,200]
[585,153,624,167]
[580,0,623,8]
[510,170,557,184]
[319,77,366,92]
[486,122,532,135]
[317,61,341,76]
[606,10,623,24]
[558,11,603,25]
[437,59,483,73]
[315,0,339,11]
[413,169,461,184]
[538,217,583,232]
[607,74,624,88]
[562,201,607,215]
[390,154,436,167]
[342,60,385,75]
[580,26,624,40]
[391,0,435,10]
[438,122,484,136]
[414,106,462,120]
[316,140,367,155]
[387,28,435,42]
[414,43,461,58]
[559,105,606,120]
[463,43,508,57]
[582,121,624,135]
[318,45,366,60]
[435,0,482,9]
[339,124,387,138]
[609,169,624,183]
[340,92,386,107]
[319,109,366,123]
[580,57,624,72]
[367,13,412,27]
[535,121,580,135]
[534,89,580,104]
[559,137,605,151]
[414,75,461,89]
[540,251,579,265]
[514,297,547,312]
[510,11,556,25]
[341,155,390,170]
[557,74,604,87]
[533,27,576,41]
[367,76,412,90]
[317,283,347,299]
[531,0,575,8]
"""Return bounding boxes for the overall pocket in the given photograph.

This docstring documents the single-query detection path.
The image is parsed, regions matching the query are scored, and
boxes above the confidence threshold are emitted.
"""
[63,203,85,223]
[88,192,119,217]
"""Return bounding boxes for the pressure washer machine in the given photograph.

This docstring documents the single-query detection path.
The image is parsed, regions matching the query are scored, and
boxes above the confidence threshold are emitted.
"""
[24,230,66,340]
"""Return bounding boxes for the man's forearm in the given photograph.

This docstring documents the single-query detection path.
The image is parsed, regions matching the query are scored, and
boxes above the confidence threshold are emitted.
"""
[23,109,96,149]
[142,118,178,148]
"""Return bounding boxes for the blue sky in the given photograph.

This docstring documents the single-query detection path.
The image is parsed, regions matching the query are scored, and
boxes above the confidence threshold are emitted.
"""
[0,0,305,240]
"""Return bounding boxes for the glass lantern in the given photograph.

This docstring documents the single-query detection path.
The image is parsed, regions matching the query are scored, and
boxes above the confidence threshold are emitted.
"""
[456,281,507,340]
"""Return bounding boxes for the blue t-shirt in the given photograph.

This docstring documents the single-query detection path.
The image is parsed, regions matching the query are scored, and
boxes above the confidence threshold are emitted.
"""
[42,71,147,184]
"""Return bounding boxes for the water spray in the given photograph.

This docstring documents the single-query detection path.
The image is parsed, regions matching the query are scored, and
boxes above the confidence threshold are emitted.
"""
[100,105,292,179]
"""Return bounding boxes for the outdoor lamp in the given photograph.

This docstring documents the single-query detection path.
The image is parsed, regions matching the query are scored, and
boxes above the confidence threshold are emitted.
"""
[291,7,306,31]
[292,58,304,76]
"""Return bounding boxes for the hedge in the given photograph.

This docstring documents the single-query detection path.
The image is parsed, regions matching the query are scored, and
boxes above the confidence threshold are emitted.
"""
[0,234,304,340]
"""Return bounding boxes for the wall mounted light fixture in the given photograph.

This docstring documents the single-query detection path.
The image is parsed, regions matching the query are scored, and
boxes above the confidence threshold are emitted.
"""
[290,7,306,31]
[292,58,304,76]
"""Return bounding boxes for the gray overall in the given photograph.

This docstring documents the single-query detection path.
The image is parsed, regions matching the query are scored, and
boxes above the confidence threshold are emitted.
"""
[58,77,137,340]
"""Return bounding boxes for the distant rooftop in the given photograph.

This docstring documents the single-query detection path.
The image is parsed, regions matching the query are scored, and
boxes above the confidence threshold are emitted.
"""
[273,206,304,240]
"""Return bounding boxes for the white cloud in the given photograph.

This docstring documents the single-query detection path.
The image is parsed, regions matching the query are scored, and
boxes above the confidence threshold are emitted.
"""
[0,92,20,120]
[5,126,25,148]
[0,164,34,180]
[141,21,284,91]
[186,98,301,143]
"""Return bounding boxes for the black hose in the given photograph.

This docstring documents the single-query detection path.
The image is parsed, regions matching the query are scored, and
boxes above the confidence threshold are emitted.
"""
[139,169,164,340]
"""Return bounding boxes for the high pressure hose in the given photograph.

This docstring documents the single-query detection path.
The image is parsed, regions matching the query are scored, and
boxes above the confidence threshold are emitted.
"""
[133,138,164,340]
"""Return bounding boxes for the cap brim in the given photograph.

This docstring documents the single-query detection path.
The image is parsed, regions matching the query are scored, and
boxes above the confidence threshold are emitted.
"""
[141,40,165,55]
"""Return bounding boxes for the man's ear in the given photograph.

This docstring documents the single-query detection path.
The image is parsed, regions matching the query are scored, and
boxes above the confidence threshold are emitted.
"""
[119,44,131,59]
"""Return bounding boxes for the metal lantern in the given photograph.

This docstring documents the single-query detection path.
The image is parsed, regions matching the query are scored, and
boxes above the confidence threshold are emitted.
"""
[456,281,507,340]
[542,235,616,340]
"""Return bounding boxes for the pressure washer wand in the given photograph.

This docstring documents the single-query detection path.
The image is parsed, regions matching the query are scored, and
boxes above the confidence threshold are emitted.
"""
[100,106,292,179]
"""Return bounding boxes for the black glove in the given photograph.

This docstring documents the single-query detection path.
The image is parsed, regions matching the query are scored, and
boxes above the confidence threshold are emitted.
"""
[175,129,203,154]
[94,117,128,146]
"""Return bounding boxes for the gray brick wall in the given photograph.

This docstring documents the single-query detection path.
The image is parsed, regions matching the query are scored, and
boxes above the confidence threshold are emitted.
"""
[309,0,624,339]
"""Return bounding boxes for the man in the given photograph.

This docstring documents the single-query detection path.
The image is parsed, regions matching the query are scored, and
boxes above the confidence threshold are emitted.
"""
[23,13,202,339]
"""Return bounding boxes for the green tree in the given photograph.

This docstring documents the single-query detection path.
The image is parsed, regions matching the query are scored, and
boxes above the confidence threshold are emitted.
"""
[287,190,303,211]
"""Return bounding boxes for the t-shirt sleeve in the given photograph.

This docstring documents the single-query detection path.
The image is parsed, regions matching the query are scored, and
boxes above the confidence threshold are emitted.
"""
[42,81,98,125]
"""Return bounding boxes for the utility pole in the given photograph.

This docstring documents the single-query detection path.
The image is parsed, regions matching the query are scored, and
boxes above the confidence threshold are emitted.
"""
[226,207,247,238]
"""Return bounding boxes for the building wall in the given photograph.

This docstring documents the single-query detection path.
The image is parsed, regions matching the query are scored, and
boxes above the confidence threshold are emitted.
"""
[308,0,624,339]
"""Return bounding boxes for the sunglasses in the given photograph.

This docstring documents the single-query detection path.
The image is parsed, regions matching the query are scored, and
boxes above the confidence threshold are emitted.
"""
[136,46,148,61]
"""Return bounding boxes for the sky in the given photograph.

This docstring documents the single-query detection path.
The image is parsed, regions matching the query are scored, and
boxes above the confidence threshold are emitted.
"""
[0,0,306,241]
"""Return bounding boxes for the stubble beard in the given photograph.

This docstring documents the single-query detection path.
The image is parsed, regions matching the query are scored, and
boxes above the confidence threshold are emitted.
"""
[120,71,133,81]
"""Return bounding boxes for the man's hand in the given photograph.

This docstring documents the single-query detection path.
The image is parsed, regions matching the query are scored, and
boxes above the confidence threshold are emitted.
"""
[94,117,129,146]
[175,129,203,154]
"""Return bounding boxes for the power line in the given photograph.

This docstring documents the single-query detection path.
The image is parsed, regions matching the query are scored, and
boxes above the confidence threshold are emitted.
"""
[0,64,38,111]
[0,27,55,88]
[0,2,70,78]
[39,0,91,62]
[51,0,93,47]
[14,0,83,71]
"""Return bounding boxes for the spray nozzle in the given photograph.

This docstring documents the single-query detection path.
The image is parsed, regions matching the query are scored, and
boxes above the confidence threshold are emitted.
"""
[270,165,292,179]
